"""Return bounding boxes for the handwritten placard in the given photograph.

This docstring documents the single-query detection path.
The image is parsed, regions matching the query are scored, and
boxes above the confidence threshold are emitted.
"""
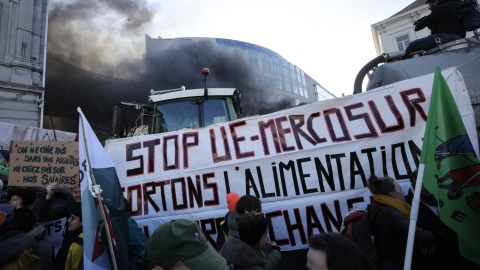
[8,141,79,187]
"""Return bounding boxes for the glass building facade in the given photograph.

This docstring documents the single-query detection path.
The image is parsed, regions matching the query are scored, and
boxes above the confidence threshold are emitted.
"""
[145,35,335,106]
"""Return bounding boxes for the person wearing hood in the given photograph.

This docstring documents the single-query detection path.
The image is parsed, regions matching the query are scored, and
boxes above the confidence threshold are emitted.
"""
[405,0,466,56]
[216,192,240,251]
[0,203,40,267]
[228,194,262,238]
[221,214,282,270]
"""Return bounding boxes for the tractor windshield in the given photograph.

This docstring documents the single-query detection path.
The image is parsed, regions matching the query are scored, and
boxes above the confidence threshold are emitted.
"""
[151,97,235,133]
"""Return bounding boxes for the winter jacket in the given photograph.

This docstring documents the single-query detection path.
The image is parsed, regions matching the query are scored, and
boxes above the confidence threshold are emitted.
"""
[369,200,434,269]
[65,233,83,270]
[0,227,39,267]
[53,229,83,270]
[415,0,466,37]
[220,236,282,270]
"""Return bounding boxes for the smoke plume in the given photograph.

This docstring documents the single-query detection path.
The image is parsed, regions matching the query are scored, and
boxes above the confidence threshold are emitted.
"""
[45,0,297,138]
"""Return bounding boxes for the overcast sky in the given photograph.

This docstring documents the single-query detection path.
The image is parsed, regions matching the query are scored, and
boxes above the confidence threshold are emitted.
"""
[51,0,416,98]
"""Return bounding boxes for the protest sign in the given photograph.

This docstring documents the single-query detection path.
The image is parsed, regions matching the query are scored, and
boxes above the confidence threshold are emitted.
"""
[8,141,79,187]
[104,68,477,251]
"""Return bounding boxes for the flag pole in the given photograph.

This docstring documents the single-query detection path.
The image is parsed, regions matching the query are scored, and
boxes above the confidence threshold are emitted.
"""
[403,163,426,269]
[79,115,119,270]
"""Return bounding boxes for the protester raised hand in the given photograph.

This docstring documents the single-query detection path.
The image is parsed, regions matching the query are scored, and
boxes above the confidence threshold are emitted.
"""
[46,182,59,199]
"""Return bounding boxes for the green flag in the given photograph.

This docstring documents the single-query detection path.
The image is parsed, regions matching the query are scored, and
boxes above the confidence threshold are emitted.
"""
[420,67,480,265]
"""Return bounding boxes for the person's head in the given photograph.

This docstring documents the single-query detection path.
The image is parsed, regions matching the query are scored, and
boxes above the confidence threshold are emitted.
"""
[307,233,375,270]
[426,0,438,10]
[71,187,81,202]
[238,214,269,249]
[68,202,82,231]
[146,219,226,270]
[236,195,262,215]
[367,175,404,201]
[8,187,36,209]
[226,192,240,212]
[0,203,14,229]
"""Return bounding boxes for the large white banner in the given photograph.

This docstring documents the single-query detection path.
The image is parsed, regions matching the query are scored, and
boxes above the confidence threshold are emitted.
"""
[104,68,477,251]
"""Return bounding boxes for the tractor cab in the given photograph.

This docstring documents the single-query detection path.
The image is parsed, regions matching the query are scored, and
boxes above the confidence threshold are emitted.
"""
[148,86,242,134]
[113,68,243,137]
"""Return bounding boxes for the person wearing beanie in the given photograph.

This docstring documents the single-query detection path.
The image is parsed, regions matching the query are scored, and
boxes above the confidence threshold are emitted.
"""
[227,192,240,212]
[8,187,38,233]
[220,214,282,270]
[216,192,241,251]
[228,194,262,238]
[53,202,83,270]
[0,203,40,267]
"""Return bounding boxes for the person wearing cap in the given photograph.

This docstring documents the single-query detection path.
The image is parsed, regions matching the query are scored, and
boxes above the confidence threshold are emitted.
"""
[52,202,83,270]
[0,203,40,267]
[146,219,227,270]
[220,214,282,270]
[405,0,466,56]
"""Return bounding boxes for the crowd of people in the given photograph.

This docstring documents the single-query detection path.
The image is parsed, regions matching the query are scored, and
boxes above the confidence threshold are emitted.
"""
[1,174,480,270]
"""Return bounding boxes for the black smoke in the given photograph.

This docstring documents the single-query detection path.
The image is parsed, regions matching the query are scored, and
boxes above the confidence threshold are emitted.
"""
[45,0,296,139]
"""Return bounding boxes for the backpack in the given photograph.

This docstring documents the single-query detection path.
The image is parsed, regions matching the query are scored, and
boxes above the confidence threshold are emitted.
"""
[0,249,43,270]
[340,206,381,265]
[454,0,480,31]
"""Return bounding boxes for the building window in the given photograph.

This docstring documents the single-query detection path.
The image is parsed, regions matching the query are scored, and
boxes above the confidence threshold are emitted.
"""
[268,95,275,104]
[249,49,257,59]
[291,69,296,80]
[276,80,283,90]
[262,52,269,61]
[262,60,271,72]
[250,59,259,69]
[396,34,410,51]
[255,75,262,86]
[265,76,274,88]
[283,66,289,77]
[285,82,291,92]
[273,63,281,74]
[304,89,308,98]
[293,85,299,94]
[296,67,302,83]
[236,46,244,57]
